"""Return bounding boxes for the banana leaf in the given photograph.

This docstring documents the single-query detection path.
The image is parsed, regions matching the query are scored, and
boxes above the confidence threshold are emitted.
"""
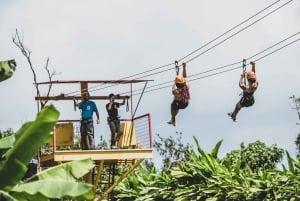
[0,105,59,190]
[26,158,95,182]
[0,135,15,149]
[0,59,16,82]
[11,180,94,201]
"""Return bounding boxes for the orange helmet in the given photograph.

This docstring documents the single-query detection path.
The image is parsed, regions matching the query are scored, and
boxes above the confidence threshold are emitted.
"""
[175,75,185,84]
[246,71,256,80]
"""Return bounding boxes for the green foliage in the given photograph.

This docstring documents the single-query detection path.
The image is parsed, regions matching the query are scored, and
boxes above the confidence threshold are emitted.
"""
[0,105,95,200]
[153,132,192,171]
[115,137,300,201]
[0,105,60,190]
[0,128,15,138]
[224,141,284,172]
[115,165,161,201]
[290,95,300,156]
[0,59,16,82]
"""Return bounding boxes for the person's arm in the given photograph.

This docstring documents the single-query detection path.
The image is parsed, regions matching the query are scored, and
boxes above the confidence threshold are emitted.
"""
[185,80,190,89]
[172,82,177,93]
[250,61,256,73]
[182,63,187,78]
[107,98,113,110]
[120,98,126,106]
[95,110,100,124]
[73,98,78,111]
[239,72,247,90]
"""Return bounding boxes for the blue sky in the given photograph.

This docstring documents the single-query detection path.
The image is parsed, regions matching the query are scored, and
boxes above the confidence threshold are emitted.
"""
[0,0,300,166]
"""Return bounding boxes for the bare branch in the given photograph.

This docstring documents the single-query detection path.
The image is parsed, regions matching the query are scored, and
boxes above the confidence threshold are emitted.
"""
[12,29,56,110]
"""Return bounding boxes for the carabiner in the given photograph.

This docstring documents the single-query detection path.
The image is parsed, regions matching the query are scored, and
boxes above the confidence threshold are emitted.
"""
[175,60,179,75]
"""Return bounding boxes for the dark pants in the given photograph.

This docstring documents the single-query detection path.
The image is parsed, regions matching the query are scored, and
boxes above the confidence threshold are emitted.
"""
[108,119,121,147]
[80,120,95,150]
[171,100,189,110]
[239,95,255,107]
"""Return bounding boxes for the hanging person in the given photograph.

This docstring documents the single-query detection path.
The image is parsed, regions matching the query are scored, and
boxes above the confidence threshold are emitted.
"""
[167,62,190,126]
[228,61,258,121]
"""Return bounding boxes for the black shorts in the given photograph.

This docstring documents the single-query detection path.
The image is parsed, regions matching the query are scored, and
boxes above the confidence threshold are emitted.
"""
[240,96,255,107]
[171,100,189,109]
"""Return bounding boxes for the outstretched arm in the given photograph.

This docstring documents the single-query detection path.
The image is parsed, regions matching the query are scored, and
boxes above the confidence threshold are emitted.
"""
[239,72,247,90]
[119,97,127,106]
[182,63,187,78]
[250,61,256,73]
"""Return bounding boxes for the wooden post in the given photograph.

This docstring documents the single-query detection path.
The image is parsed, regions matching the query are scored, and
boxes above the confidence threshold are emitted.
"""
[80,82,88,100]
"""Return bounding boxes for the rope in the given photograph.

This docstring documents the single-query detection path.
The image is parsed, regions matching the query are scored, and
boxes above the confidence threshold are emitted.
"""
[126,98,129,112]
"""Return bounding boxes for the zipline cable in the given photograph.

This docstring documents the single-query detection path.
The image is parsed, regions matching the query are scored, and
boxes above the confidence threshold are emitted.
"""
[184,0,293,64]
[121,32,300,95]
[177,0,284,62]
[87,0,291,94]
[128,36,300,96]
[63,0,292,96]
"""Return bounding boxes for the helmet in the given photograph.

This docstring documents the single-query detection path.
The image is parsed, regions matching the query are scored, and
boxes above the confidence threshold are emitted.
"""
[175,75,185,84]
[246,71,256,80]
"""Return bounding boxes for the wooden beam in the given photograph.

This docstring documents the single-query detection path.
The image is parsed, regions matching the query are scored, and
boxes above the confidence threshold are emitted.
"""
[53,149,153,161]
[35,95,129,101]
[97,159,143,201]
[36,79,153,85]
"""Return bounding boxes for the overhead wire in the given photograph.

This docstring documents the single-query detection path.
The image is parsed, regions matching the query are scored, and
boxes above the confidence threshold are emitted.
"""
[88,0,291,95]
[127,32,300,96]
[177,0,283,62]
[63,0,292,96]
[184,0,293,64]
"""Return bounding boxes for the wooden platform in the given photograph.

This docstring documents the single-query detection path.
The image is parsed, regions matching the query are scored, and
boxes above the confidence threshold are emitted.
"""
[41,148,153,166]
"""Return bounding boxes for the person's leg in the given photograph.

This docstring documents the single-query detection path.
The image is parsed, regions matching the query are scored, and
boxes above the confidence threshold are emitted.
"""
[80,124,88,150]
[168,101,178,126]
[115,120,122,146]
[86,122,95,149]
[229,102,242,121]
[108,120,117,148]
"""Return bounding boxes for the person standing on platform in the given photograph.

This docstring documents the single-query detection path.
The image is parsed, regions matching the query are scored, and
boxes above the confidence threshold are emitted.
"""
[74,91,100,150]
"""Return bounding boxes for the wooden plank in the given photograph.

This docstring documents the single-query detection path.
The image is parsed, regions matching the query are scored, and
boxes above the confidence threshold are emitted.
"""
[53,149,153,161]
[35,95,129,101]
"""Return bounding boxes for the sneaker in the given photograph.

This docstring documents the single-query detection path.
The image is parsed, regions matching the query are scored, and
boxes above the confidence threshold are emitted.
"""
[227,113,236,122]
[111,145,118,149]
[167,120,176,126]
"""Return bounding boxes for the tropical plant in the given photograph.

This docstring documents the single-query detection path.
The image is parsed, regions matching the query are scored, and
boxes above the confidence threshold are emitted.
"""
[0,105,95,201]
[290,95,300,156]
[224,140,284,172]
[0,59,16,82]
[115,137,300,201]
[153,132,192,171]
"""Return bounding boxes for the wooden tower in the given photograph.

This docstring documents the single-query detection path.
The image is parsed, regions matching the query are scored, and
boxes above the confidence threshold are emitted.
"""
[35,80,153,200]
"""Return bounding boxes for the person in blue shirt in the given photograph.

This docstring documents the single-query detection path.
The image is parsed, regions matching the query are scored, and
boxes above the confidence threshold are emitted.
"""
[74,92,100,150]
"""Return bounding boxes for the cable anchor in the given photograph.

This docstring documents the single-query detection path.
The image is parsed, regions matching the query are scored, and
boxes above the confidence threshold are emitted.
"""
[175,60,179,75]
[242,59,247,85]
